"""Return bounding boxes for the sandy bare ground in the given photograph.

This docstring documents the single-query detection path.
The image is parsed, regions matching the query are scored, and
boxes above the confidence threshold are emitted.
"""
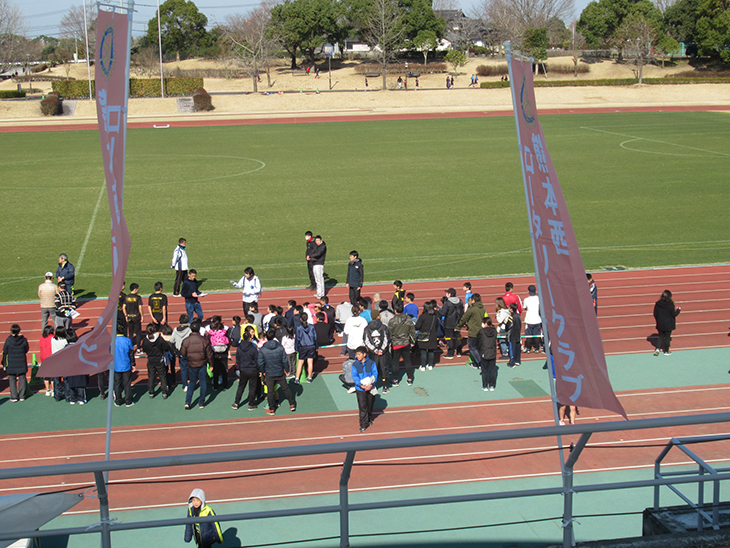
[1,57,729,125]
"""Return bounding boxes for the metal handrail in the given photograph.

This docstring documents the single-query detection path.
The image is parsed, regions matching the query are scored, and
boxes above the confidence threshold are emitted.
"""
[2,412,730,548]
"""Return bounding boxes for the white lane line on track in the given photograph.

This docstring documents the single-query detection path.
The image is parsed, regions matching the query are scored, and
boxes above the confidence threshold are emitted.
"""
[76,182,106,274]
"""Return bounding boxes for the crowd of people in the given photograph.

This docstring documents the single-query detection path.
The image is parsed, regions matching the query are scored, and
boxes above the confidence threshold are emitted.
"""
[1,239,682,431]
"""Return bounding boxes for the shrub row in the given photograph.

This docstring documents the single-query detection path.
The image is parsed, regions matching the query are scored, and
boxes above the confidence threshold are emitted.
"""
[0,90,26,99]
[479,81,511,89]
[669,69,730,78]
[355,63,447,75]
[192,87,213,111]
[52,77,204,98]
[163,67,246,79]
[477,63,590,77]
[476,64,508,76]
[478,77,730,89]
[546,63,590,74]
[40,92,62,116]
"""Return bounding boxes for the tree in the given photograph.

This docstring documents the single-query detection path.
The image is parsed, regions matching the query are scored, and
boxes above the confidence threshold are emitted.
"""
[655,33,680,65]
[522,26,548,74]
[147,0,210,61]
[545,16,570,46]
[60,4,97,60]
[616,12,655,82]
[268,0,337,69]
[577,0,661,49]
[326,0,370,60]
[225,3,276,92]
[477,0,574,44]
[400,0,446,42]
[413,29,439,63]
[663,0,700,44]
[0,0,26,74]
[695,0,730,61]
[363,0,405,90]
[445,48,467,73]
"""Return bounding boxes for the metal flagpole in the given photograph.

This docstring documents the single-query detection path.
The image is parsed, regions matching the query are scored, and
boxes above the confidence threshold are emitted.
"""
[157,0,164,98]
[83,0,93,99]
[504,40,566,471]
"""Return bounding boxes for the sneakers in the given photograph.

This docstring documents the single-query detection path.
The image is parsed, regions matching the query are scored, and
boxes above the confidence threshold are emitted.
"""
[406,379,413,386]
[184,403,191,410]
[290,404,296,412]
[306,377,313,384]
[382,387,390,394]
[69,401,75,405]
[653,349,660,356]
[426,365,433,371]
[183,385,188,392]
[266,409,276,416]
[419,366,426,372]
[391,380,399,387]
[482,387,489,391]
[293,378,301,385]
[199,404,205,409]
[114,402,120,407]
[489,387,495,392]
[346,386,357,394]
[45,390,51,397]
[559,420,565,426]
[231,403,239,410]
[248,405,257,411]
[78,400,85,405]
[149,394,155,399]
[664,351,672,356]
[126,402,135,407]
[162,393,168,400]
[443,355,455,360]
[9,399,18,403]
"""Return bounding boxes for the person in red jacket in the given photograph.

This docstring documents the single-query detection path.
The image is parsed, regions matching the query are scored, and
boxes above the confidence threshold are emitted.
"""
[501,282,523,314]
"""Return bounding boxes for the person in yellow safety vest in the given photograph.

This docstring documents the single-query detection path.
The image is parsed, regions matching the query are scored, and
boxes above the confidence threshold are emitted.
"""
[184,488,223,547]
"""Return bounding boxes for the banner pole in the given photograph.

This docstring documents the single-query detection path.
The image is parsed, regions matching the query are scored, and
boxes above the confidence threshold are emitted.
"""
[505,41,566,472]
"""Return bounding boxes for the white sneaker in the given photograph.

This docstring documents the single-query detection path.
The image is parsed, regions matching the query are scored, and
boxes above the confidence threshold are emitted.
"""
[45,390,51,397]
[183,386,188,392]
[489,387,495,391]
[426,365,433,371]
[347,387,357,394]
[419,366,426,372]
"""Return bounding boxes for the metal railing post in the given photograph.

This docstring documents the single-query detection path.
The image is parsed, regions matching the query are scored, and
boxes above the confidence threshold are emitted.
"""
[340,451,356,548]
[94,470,112,548]
[698,466,704,531]
[563,433,591,548]
[713,472,720,529]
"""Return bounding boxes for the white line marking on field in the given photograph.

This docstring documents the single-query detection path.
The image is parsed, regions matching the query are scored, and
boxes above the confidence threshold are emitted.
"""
[76,182,106,273]
[581,126,730,158]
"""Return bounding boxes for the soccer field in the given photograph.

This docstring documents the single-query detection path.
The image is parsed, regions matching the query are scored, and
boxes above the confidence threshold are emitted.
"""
[1,110,728,303]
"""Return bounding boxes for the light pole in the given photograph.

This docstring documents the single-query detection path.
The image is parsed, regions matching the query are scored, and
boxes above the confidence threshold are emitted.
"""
[157,0,164,98]
[82,0,93,99]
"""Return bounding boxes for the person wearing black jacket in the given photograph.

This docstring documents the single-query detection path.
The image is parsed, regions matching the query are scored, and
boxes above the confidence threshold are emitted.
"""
[2,324,29,402]
[653,290,681,356]
[415,301,439,371]
[232,330,260,410]
[141,323,170,399]
[309,235,327,299]
[507,303,522,367]
[257,328,296,414]
[305,231,316,290]
[441,288,464,359]
[476,317,498,391]
[346,251,364,305]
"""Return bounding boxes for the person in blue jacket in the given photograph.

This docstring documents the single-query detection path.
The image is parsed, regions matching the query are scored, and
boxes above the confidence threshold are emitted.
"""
[56,253,75,292]
[352,346,379,432]
[184,488,223,548]
[295,314,318,384]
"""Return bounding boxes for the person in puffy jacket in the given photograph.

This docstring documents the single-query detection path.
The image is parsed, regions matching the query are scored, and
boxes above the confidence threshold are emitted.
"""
[141,323,170,399]
[653,289,681,356]
[387,303,416,386]
[295,314,318,384]
[232,330,259,410]
[3,324,29,402]
[441,288,464,359]
[364,310,391,392]
[184,488,223,548]
[476,317,498,391]
[456,294,487,367]
[181,321,213,410]
[258,328,295,415]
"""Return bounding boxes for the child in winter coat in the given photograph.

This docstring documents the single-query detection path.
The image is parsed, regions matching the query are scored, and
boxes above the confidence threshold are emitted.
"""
[184,488,223,548]
[2,324,29,402]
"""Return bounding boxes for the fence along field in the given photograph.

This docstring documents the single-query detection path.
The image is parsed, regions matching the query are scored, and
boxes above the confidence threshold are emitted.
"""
[0,110,728,303]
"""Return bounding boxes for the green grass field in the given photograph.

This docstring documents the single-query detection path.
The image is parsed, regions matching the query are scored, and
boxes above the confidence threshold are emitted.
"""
[1,110,728,303]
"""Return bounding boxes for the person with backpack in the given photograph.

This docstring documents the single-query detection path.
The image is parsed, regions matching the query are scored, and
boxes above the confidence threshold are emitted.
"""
[295,314,318,383]
[207,318,230,391]
[441,288,464,359]
[141,323,170,399]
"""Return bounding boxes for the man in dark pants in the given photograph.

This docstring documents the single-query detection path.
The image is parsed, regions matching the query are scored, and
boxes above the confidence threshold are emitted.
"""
[346,250,364,305]
[171,238,188,296]
[352,346,378,432]
[56,253,75,294]
[257,328,296,415]
[180,320,214,409]
[305,231,316,290]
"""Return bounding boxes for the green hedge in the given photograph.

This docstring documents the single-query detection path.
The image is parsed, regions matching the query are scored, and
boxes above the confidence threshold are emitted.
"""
[480,77,730,89]
[0,89,26,99]
[52,77,204,98]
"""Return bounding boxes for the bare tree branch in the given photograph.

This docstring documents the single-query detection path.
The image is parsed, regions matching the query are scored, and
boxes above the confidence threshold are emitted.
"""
[363,0,405,90]
[0,0,27,73]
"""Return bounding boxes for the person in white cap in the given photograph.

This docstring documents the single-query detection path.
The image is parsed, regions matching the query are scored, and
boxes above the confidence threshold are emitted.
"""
[38,272,58,327]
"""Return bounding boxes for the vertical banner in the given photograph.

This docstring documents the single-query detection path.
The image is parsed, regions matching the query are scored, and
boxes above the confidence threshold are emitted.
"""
[39,5,133,378]
[507,48,626,419]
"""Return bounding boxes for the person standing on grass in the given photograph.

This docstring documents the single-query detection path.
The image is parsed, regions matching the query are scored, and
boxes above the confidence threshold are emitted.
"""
[346,251,364,305]
[523,285,542,354]
[38,272,57,327]
[2,324,29,402]
[56,254,75,293]
[456,294,487,367]
[231,267,262,317]
[113,323,136,407]
[653,290,681,356]
[147,281,168,327]
[477,316,498,391]
[304,231,316,290]
[123,283,144,349]
[587,273,598,314]
[310,235,327,298]
[181,269,205,322]
[352,346,378,433]
[181,320,214,410]
[171,238,188,296]
[258,328,296,415]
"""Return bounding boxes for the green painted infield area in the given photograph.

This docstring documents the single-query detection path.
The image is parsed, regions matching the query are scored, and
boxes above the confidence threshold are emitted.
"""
[1,110,729,303]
